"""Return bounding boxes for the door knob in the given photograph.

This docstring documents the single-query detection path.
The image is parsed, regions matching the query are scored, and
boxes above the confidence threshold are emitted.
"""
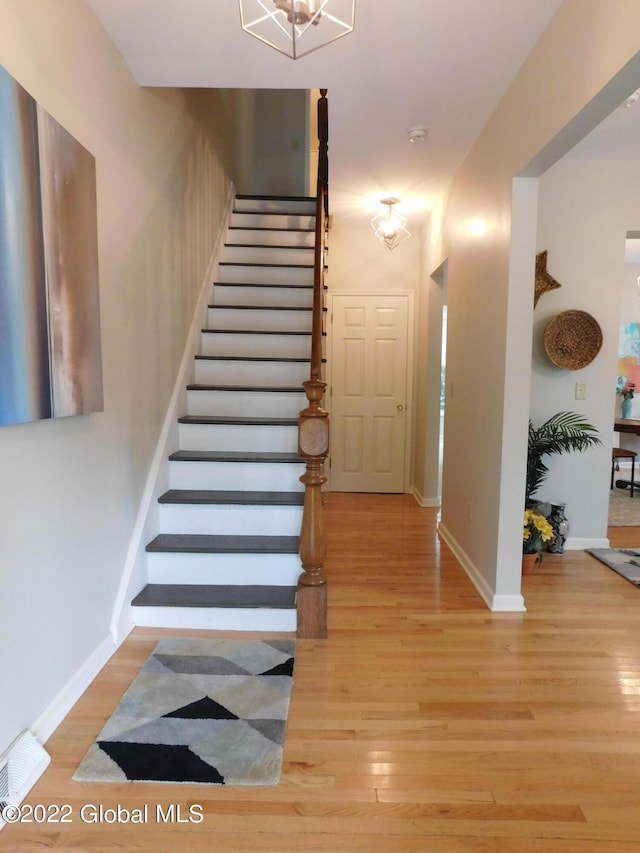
[397,404,404,411]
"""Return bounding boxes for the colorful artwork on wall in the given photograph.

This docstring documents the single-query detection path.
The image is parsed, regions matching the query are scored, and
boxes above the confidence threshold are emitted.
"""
[0,64,102,427]
[617,323,640,393]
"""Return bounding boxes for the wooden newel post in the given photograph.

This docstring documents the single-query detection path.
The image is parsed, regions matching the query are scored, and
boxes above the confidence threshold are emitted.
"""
[297,378,329,638]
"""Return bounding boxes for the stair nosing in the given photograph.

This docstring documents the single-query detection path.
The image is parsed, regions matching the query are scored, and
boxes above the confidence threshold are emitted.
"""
[235,193,315,202]
[208,304,312,312]
[229,226,314,233]
[169,450,302,463]
[219,261,314,269]
[158,489,304,507]
[224,243,314,250]
[178,414,298,425]
[186,383,305,393]
[132,584,297,609]
[194,355,325,363]
[201,329,313,336]
[146,533,300,554]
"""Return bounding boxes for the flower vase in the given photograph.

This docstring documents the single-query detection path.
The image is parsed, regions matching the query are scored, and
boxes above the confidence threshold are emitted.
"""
[522,552,540,575]
[622,398,632,419]
[547,503,569,555]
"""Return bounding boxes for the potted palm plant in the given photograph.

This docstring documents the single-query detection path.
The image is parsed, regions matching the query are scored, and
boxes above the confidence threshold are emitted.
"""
[525,411,601,556]
[526,411,602,503]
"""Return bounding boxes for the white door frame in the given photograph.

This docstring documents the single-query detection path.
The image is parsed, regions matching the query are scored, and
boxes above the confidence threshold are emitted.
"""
[325,289,415,493]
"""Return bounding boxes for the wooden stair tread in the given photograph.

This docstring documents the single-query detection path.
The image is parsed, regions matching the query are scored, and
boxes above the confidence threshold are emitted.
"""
[178,414,298,426]
[194,355,325,363]
[159,489,304,505]
[219,261,314,269]
[146,533,299,553]
[236,193,314,201]
[132,584,297,609]
[169,450,301,463]
[186,383,304,393]
[229,226,314,233]
[225,242,314,250]
[201,329,313,336]
[209,304,312,312]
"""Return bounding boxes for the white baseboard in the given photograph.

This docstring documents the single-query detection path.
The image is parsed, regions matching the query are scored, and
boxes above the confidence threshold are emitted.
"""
[564,536,610,550]
[410,485,440,508]
[437,523,526,613]
[31,632,125,746]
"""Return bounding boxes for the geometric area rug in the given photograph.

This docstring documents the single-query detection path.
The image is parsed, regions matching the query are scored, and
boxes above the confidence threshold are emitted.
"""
[73,638,295,786]
[587,548,640,588]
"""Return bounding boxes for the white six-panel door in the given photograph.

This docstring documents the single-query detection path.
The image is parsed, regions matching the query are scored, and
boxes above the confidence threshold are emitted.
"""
[330,293,410,492]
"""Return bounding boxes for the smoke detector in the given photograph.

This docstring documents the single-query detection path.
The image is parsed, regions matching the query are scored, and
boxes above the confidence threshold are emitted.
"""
[408,126,428,143]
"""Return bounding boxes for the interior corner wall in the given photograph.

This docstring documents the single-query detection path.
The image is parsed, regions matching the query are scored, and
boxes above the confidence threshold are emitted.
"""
[437,0,640,608]
[0,0,237,756]
[533,158,640,545]
[234,89,308,196]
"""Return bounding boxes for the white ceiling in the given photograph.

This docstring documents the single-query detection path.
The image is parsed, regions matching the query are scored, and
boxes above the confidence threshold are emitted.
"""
[86,0,570,223]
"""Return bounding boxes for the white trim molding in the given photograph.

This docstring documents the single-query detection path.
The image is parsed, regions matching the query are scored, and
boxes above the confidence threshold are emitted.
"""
[438,523,526,613]
[410,485,441,508]
[31,634,120,746]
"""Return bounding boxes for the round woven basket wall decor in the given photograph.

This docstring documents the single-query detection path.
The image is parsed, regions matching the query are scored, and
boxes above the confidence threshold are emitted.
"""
[543,310,603,370]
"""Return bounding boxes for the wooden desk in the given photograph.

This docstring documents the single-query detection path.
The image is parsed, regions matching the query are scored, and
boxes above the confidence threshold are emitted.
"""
[615,418,640,436]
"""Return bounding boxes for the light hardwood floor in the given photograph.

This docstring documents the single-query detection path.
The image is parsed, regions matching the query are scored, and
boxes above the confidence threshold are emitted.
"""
[4,494,640,851]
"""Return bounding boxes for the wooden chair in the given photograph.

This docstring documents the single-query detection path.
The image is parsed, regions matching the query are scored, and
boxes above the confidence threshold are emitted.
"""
[612,447,637,496]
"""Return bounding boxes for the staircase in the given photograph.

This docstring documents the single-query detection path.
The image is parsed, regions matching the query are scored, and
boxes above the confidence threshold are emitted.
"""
[132,194,322,632]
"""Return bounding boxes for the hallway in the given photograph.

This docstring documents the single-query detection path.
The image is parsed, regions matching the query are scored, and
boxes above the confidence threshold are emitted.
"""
[5,494,640,851]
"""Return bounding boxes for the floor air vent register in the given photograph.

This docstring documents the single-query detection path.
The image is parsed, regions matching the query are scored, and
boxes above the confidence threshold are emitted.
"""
[0,731,50,828]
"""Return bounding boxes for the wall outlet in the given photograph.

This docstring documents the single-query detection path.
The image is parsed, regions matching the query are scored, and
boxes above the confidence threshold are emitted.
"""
[575,382,587,400]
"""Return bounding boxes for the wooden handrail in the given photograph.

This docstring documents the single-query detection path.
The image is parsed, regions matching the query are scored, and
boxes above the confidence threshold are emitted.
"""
[297,90,329,639]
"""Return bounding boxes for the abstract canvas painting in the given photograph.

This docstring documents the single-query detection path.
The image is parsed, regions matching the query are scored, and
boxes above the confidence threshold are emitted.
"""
[0,64,102,427]
[618,323,640,393]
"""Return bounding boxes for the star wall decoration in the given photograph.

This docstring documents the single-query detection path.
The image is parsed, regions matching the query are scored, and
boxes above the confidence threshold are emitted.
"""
[534,250,562,307]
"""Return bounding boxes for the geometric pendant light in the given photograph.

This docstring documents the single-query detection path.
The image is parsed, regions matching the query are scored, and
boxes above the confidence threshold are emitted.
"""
[370,197,411,250]
[239,0,355,59]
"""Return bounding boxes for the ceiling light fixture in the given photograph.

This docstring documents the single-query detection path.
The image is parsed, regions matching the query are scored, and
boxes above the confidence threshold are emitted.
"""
[239,0,355,59]
[371,198,411,250]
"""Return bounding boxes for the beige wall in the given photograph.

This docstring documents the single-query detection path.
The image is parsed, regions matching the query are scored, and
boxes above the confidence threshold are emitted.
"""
[534,159,640,543]
[432,0,640,609]
[0,0,237,755]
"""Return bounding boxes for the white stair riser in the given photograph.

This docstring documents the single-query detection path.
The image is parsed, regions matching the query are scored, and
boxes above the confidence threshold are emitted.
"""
[147,552,302,585]
[194,359,311,386]
[217,264,313,286]
[132,606,297,632]
[207,307,312,332]
[187,389,306,418]
[222,245,314,266]
[213,284,313,308]
[169,460,305,491]
[227,228,314,247]
[200,332,311,359]
[179,422,298,452]
[158,503,303,535]
[235,198,314,214]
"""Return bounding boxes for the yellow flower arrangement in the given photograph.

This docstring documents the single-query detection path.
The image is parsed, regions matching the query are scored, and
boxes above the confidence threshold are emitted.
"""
[523,509,554,554]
